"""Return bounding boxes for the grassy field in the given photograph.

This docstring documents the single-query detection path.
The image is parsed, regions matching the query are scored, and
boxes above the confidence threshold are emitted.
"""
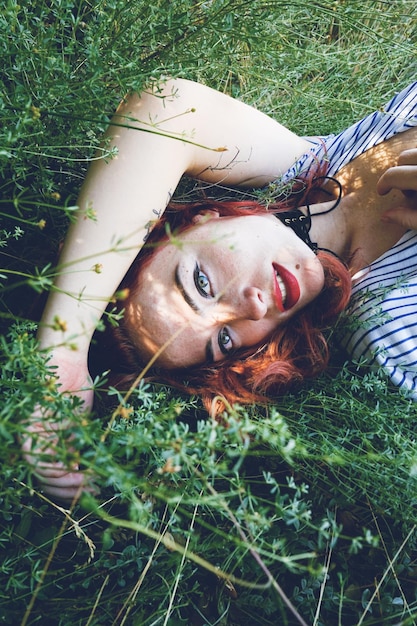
[1,1,417,624]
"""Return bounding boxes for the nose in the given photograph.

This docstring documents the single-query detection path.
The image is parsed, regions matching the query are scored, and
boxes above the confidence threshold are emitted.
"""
[241,286,268,321]
[209,287,268,325]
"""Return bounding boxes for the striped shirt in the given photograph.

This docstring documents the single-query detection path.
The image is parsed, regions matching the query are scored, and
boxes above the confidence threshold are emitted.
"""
[344,231,417,398]
[282,81,417,399]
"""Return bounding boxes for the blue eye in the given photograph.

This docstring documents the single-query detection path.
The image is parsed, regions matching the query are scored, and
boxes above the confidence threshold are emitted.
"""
[194,264,211,297]
[218,327,232,354]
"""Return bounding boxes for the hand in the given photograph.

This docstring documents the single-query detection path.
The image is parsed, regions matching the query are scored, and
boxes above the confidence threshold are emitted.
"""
[377,148,417,229]
[22,354,97,503]
[22,409,95,503]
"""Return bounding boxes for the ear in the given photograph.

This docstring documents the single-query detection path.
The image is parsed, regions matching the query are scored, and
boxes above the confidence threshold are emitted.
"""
[191,208,220,224]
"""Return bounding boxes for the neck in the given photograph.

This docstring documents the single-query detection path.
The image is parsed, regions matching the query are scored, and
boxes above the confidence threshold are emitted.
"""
[308,130,417,268]
[308,197,352,262]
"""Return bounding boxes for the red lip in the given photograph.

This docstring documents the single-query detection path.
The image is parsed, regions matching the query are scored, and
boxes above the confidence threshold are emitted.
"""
[273,264,300,311]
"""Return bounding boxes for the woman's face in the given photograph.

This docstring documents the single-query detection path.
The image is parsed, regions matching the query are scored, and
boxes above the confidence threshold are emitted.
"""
[125,212,325,368]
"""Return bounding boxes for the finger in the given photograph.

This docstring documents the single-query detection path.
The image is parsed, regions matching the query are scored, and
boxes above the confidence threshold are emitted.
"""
[397,148,417,166]
[34,465,98,488]
[377,165,417,195]
[37,471,99,500]
[37,473,85,489]
[40,483,86,501]
[32,463,81,479]
[21,429,78,463]
[381,206,417,230]
[23,444,80,471]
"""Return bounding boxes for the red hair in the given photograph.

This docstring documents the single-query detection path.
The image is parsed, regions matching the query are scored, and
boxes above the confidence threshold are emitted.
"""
[94,195,352,415]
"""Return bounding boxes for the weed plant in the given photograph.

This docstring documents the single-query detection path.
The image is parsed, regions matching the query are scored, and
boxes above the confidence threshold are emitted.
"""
[1,1,417,625]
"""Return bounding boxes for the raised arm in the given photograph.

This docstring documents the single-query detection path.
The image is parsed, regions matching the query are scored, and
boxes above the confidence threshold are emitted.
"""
[39,78,310,359]
[32,78,311,499]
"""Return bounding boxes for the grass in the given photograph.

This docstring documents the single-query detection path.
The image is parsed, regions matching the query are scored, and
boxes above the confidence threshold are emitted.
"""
[1,1,417,624]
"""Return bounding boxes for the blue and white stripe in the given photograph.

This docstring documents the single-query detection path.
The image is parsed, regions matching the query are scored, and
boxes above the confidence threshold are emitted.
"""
[282,81,417,183]
[282,81,417,398]
[343,231,417,399]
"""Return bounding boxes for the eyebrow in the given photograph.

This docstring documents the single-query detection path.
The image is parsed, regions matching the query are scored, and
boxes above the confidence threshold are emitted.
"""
[174,265,214,363]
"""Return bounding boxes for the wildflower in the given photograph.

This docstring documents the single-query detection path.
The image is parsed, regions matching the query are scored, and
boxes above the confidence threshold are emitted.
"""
[117,406,133,419]
[52,315,68,332]
[158,458,181,474]
[114,288,130,301]
[30,105,41,120]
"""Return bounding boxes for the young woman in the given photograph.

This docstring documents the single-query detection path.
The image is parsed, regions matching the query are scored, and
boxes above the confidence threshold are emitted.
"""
[25,79,417,500]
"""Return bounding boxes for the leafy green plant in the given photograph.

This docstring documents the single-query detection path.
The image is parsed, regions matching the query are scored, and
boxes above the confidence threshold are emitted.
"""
[1,2,417,625]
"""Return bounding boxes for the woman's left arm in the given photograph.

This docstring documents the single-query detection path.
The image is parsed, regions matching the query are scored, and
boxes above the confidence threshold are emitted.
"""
[31,78,311,500]
[378,148,417,229]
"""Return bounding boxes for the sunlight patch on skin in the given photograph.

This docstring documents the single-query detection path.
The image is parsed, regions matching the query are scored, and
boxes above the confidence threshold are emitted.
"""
[125,268,192,367]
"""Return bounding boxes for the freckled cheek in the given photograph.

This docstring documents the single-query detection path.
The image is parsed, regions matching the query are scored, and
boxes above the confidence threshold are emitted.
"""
[305,262,325,299]
[237,319,276,347]
[206,301,233,322]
